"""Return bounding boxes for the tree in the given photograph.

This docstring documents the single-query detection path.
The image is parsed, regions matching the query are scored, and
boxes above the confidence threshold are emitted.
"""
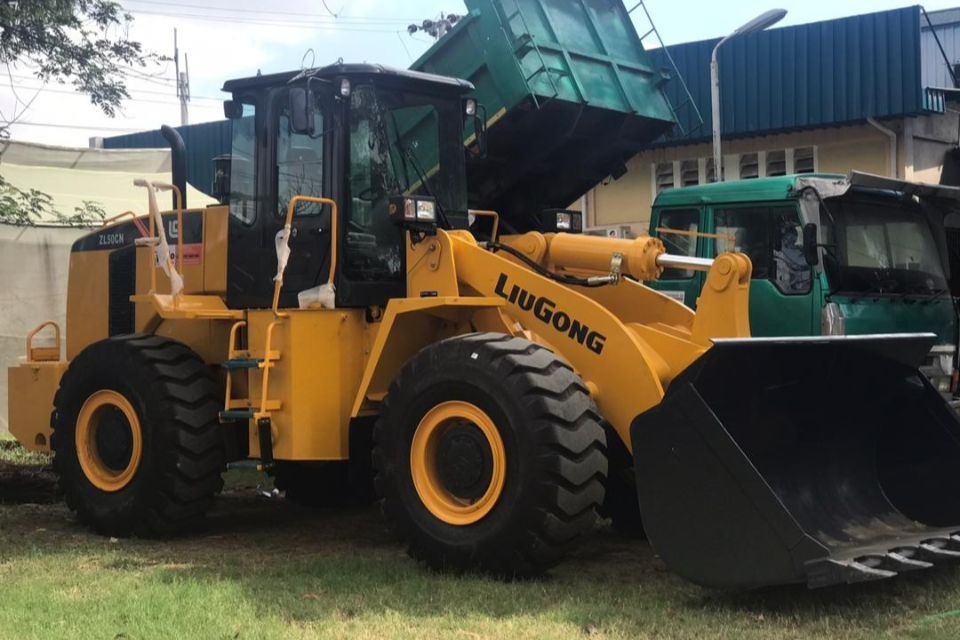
[0,0,160,128]
[0,1,158,225]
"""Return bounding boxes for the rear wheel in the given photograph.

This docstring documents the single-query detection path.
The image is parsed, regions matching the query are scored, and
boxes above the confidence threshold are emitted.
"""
[374,332,607,575]
[52,335,224,536]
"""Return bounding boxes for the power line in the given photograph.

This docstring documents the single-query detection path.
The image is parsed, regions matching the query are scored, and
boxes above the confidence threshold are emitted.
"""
[125,8,409,31]
[7,74,223,101]
[123,0,418,22]
[4,82,223,107]
[8,121,157,133]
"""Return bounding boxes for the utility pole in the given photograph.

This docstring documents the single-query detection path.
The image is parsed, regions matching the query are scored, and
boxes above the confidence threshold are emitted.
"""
[174,29,190,126]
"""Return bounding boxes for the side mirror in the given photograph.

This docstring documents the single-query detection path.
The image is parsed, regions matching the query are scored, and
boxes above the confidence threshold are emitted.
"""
[288,87,315,135]
[802,222,819,266]
[464,99,488,159]
[223,100,243,119]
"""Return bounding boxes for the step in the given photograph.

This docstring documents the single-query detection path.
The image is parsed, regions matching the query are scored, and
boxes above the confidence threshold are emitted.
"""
[220,409,255,421]
[222,357,263,370]
[225,398,282,411]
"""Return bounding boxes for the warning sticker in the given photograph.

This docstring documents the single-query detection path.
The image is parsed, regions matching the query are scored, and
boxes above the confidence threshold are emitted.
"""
[155,243,203,267]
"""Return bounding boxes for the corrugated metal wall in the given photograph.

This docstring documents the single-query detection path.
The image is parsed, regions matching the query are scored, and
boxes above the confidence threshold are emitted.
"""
[651,5,926,146]
[103,119,231,197]
[921,8,960,89]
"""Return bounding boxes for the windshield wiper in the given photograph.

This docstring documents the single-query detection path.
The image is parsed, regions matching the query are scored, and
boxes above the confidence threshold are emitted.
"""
[387,110,413,192]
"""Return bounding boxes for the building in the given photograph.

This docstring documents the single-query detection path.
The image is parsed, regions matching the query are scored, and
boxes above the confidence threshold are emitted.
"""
[102,5,960,238]
[584,5,960,235]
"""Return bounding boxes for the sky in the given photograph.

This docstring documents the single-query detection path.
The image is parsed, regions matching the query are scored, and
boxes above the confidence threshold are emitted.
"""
[3,0,960,146]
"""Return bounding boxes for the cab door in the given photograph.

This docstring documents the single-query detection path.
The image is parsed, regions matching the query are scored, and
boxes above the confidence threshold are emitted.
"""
[709,203,815,336]
[648,207,706,309]
[227,87,332,309]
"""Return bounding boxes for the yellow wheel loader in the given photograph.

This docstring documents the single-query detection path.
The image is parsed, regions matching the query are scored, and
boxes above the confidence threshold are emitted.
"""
[9,64,960,588]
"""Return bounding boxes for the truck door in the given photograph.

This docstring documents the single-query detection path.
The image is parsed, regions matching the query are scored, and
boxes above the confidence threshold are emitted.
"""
[711,204,815,335]
[227,87,332,309]
[648,207,705,309]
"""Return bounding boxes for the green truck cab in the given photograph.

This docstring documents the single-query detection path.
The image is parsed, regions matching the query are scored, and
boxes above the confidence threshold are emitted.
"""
[648,172,960,399]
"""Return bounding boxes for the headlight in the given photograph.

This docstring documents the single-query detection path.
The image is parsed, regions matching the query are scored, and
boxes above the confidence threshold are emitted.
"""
[540,209,583,233]
[464,98,477,116]
[821,302,845,336]
[389,195,438,233]
[414,198,436,221]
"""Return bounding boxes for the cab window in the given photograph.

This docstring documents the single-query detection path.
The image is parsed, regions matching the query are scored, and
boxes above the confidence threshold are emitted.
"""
[714,206,811,294]
[276,100,325,217]
[344,84,404,282]
[656,208,700,279]
[228,101,257,225]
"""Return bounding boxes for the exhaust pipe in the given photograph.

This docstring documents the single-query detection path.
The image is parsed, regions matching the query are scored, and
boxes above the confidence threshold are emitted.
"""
[160,124,187,210]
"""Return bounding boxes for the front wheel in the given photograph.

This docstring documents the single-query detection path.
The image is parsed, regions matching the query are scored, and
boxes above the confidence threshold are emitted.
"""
[52,335,224,537]
[373,333,607,576]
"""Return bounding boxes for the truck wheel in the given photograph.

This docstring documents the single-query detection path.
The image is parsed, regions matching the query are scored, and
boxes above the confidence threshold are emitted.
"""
[373,332,607,575]
[51,335,224,537]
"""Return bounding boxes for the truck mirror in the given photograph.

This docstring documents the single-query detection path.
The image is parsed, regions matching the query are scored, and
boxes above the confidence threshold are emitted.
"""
[802,222,819,266]
[223,100,243,119]
[473,113,488,158]
[288,88,315,135]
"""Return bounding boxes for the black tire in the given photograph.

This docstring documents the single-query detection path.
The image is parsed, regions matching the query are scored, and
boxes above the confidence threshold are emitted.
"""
[373,332,607,576]
[51,335,224,536]
[599,431,646,537]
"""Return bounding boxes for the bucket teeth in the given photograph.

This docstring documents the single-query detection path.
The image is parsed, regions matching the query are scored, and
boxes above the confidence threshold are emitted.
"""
[805,558,896,589]
[858,552,932,573]
[916,539,960,561]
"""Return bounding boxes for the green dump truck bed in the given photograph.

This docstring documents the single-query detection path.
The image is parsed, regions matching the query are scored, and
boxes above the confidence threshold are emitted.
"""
[411,0,677,229]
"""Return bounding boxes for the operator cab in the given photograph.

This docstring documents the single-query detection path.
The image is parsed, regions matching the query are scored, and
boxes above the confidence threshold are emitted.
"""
[220,63,474,309]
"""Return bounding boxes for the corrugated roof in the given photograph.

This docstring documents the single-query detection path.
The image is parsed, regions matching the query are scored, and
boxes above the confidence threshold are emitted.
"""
[650,5,929,146]
[103,119,231,197]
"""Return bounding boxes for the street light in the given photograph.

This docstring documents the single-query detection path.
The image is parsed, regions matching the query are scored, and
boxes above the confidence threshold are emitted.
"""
[711,8,787,182]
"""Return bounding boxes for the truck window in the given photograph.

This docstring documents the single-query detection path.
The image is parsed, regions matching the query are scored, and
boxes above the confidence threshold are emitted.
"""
[656,208,699,279]
[715,206,811,294]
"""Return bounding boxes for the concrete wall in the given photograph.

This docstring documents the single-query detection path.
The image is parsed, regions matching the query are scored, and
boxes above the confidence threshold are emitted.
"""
[0,224,85,435]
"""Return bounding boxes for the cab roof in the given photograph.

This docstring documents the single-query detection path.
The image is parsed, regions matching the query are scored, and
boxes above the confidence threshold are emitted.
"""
[222,63,474,95]
[654,174,845,208]
[654,172,960,207]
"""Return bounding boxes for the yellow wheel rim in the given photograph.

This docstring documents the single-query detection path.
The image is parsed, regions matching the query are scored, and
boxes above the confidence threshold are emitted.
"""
[75,390,143,492]
[410,400,506,526]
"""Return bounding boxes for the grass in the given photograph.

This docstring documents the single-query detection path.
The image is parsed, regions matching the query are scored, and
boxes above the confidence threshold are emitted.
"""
[0,443,959,639]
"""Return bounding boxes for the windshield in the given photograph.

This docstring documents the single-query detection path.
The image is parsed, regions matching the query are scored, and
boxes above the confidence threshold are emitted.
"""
[344,82,466,282]
[822,194,948,296]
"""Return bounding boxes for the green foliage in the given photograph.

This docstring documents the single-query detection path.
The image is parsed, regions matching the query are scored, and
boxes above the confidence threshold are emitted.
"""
[0,0,160,124]
[0,174,106,226]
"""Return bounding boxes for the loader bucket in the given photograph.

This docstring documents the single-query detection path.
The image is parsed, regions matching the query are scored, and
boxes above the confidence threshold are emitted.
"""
[630,334,960,589]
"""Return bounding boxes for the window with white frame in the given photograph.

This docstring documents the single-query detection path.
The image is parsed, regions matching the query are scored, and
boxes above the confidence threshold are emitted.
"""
[651,146,817,198]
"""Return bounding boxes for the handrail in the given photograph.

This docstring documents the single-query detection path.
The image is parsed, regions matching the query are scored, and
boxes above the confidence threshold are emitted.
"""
[134,179,184,299]
[469,209,500,242]
[272,195,338,316]
[25,321,60,363]
[258,321,281,418]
